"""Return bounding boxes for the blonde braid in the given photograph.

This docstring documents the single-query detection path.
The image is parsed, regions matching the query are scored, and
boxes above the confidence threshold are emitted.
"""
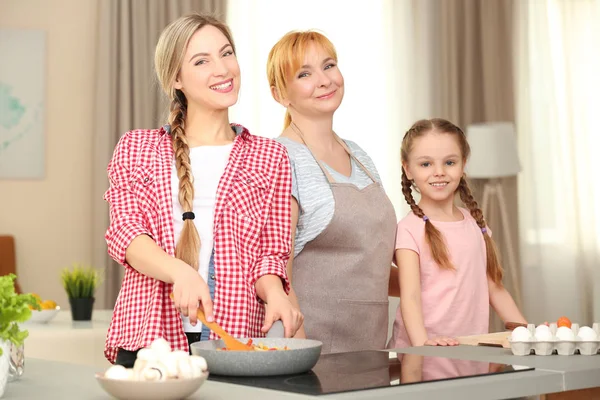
[170,91,201,270]
[401,170,424,219]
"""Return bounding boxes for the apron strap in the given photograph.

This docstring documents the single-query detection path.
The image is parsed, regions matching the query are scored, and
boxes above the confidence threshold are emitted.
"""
[332,134,378,183]
[290,122,376,184]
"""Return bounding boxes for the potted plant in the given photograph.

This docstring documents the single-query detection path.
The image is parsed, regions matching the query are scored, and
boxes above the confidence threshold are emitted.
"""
[60,263,102,321]
[0,274,39,397]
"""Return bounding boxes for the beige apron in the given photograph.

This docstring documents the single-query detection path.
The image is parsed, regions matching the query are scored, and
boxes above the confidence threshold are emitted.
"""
[291,124,397,354]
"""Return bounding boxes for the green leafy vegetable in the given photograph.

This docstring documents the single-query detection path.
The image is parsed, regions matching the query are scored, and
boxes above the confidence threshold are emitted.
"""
[0,274,40,355]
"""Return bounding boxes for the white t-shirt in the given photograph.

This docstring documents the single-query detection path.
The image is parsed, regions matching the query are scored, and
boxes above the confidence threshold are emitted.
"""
[171,143,233,333]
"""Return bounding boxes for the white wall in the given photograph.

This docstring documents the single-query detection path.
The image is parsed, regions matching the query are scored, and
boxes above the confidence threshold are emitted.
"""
[226,0,421,217]
[0,0,97,308]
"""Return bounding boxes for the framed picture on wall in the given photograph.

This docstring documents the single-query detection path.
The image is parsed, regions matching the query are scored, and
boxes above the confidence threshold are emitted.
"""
[0,29,46,180]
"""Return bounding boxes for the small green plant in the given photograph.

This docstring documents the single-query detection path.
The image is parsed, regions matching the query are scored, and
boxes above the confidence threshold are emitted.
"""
[60,263,103,299]
[0,274,40,355]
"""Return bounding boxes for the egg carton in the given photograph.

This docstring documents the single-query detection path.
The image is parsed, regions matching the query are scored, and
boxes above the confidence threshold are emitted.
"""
[508,322,600,356]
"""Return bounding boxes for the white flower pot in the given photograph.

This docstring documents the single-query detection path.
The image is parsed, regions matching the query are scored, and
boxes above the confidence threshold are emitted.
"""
[0,340,10,398]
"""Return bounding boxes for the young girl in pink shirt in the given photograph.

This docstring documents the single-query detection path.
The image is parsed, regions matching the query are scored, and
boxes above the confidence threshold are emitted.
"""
[388,118,527,348]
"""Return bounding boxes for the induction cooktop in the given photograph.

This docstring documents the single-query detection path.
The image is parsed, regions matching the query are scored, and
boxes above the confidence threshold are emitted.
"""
[208,350,534,396]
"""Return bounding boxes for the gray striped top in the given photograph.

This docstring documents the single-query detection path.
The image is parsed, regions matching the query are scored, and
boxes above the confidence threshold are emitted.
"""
[276,137,382,257]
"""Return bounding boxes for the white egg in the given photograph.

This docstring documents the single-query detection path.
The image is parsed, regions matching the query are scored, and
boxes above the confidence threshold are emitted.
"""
[511,326,533,341]
[555,326,575,341]
[150,338,172,355]
[104,365,132,380]
[535,325,550,334]
[535,329,553,342]
[577,326,598,341]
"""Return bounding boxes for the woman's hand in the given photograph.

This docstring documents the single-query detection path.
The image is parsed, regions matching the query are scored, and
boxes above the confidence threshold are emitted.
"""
[170,261,214,326]
[261,290,304,338]
[424,336,459,346]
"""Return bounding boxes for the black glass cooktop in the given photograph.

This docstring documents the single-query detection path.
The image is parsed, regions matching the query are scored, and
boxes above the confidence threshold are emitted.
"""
[209,350,534,395]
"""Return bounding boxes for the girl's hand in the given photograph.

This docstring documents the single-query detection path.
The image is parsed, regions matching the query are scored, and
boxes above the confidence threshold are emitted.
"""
[170,261,214,326]
[261,291,304,338]
[424,336,459,346]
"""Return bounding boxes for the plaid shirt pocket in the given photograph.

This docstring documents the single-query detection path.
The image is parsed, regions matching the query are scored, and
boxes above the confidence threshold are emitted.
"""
[129,167,158,214]
[225,169,270,220]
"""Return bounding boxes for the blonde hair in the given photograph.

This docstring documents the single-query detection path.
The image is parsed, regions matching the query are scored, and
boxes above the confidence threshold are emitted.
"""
[400,118,504,285]
[154,14,235,270]
[266,30,337,129]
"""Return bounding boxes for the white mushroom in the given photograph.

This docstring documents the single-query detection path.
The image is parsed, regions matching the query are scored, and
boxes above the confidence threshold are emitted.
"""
[161,350,189,378]
[160,356,178,379]
[136,348,159,361]
[170,350,190,360]
[104,365,132,380]
[133,359,168,382]
[150,338,172,355]
[189,355,208,374]
[176,357,195,380]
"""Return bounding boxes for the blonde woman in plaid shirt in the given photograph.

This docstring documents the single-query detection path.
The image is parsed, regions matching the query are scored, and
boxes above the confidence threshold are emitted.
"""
[104,14,303,367]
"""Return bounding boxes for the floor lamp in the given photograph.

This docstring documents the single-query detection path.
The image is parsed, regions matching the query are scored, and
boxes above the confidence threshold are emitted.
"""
[466,122,523,308]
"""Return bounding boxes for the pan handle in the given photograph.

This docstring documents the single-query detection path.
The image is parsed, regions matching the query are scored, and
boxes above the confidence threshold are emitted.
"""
[266,320,285,338]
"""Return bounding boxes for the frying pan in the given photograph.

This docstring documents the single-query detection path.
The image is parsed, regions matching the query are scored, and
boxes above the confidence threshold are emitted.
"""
[190,322,322,377]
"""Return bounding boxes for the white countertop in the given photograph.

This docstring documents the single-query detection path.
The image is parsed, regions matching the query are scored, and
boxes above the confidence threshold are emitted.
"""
[23,309,113,329]
[5,346,600,400]
[4,356,559,400]
[23,309,113,368]
[16,311,600,399]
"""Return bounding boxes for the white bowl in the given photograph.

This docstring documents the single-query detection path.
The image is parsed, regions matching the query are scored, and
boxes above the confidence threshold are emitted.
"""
[25,307,60,324]
[95,372,209,400]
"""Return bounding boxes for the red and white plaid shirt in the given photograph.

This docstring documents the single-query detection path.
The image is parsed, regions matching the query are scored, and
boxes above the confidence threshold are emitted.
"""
[103,124,292,364]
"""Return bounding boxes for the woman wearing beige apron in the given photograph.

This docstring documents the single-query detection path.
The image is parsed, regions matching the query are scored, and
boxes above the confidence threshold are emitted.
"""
[267,30,397,354]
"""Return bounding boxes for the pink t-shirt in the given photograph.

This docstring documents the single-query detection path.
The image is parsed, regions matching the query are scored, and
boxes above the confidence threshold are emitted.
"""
[388,207,490,348]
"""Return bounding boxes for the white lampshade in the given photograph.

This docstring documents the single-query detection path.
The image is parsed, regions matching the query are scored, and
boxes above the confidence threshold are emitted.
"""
[465,122,521,178]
